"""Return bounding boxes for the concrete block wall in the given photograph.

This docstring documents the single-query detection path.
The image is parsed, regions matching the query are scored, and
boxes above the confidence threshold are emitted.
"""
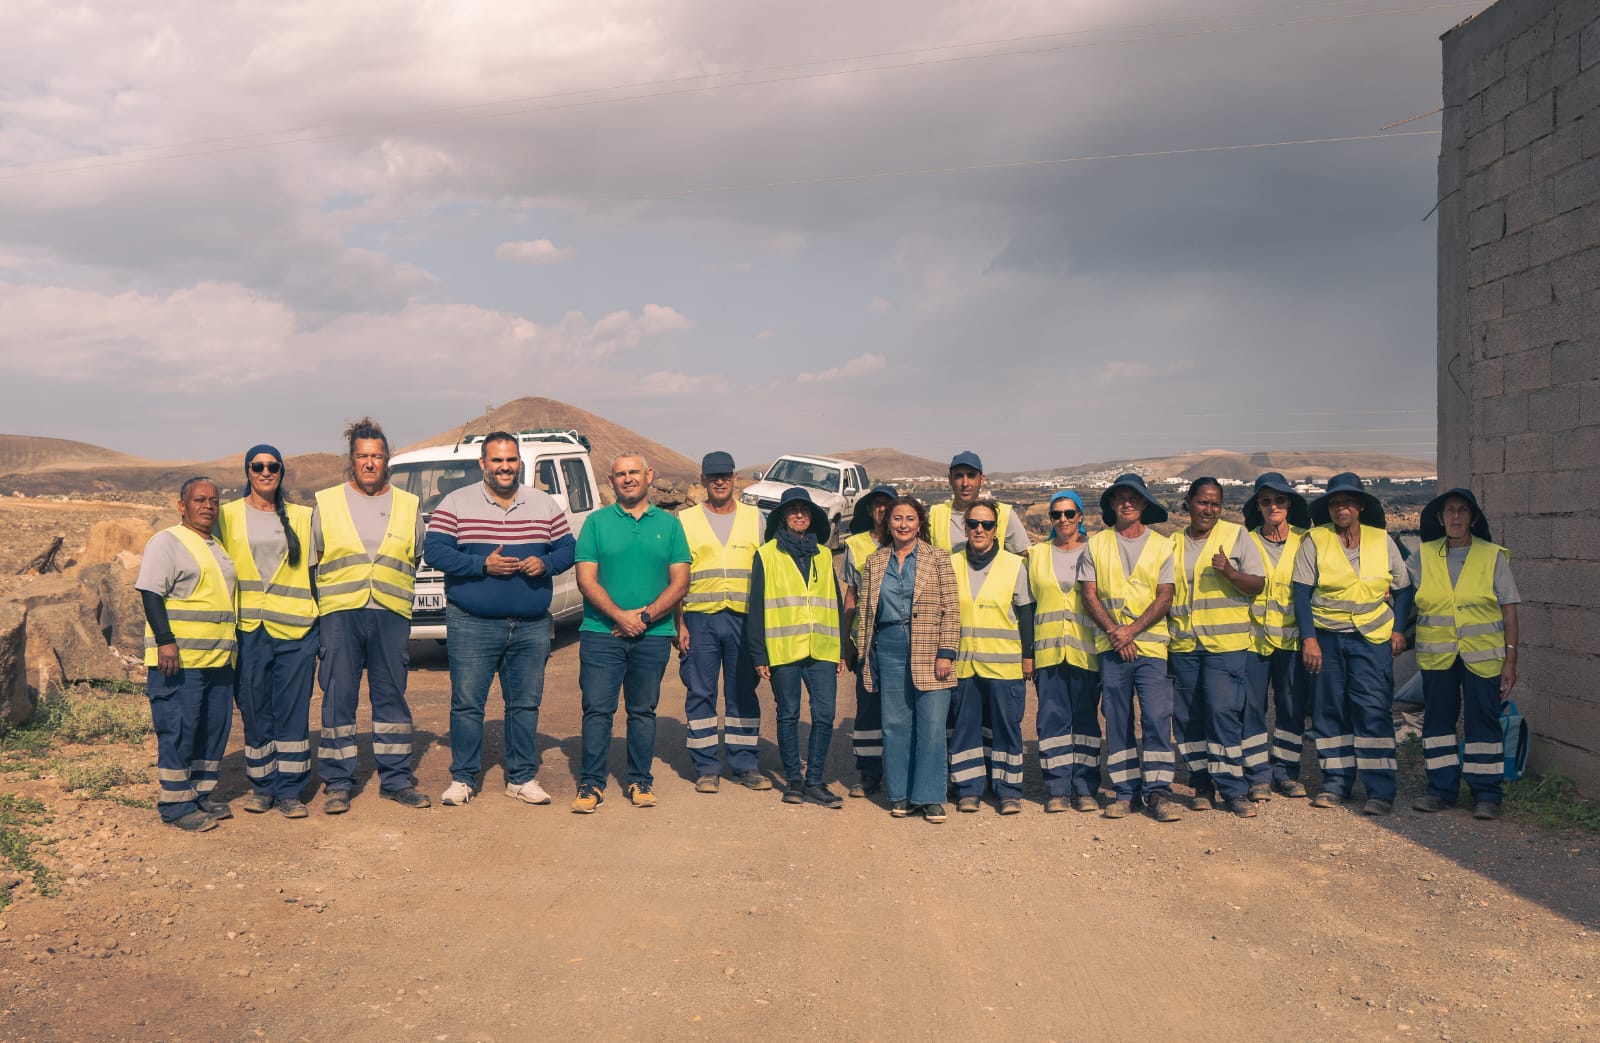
[1440,0,1600,790]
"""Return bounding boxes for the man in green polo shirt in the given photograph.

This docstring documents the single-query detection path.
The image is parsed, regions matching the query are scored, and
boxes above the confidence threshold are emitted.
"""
[571,452,692,813]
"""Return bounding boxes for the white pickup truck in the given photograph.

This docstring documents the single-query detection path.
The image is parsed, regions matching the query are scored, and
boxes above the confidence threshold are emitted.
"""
[387,429,600,640]
[739,453,870,545]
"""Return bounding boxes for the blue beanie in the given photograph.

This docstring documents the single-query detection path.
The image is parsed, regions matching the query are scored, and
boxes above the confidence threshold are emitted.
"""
[1049,489,1087,538]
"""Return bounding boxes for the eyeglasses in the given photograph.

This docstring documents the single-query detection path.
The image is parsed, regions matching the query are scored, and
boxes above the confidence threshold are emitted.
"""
[1049,509,1080,520]
[250,461,282,474]
[964,519,997,531]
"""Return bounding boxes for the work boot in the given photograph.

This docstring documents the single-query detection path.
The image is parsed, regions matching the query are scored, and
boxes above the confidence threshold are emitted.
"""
[695,776,720,794]
[1073,795,1101,813]
[1247,783,1273,802]
[956,796,981,814]
[998,798,1022,816]
[1473,801,1502,820]
[1226,796,1258,818]
[241,793,274,814]
[166,810,217,832]
[1276,779,1309,799]
[733,771,773,791]
[1412,794,1450,813]
[1361,798,1393,816]
[379,787,431,809]
[804,784,843,809]
[1043,796,1070,814]
[198,799,233,821]
[322,790,351,815]
[276,799,309,819]
[1310,791,1343,809]
[1102,800,1132,819]
[1148,793,1183,823]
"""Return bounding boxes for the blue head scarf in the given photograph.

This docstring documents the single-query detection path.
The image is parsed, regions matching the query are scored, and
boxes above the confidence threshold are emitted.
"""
[1048,489,1087,539]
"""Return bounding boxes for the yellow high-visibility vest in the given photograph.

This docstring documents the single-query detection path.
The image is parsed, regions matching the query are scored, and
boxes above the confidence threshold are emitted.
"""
[844,531,882,586]
[954,549,1025,680]
[1248,527,1308,653]
[143,525,237,669]
[1026,543,1098,672]
[929,501,1015,552]
[757,541,841,666]
[313,485,418,618]
[216,499,318,640]
[1169,520,1254,654]
[1086,528,1173,660]
[678,502,760,614]
[1415,538,1508,677]
[1307,524,1395,644]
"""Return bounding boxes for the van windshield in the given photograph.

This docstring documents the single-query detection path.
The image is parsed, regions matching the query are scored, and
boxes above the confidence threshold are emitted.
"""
[763,458,841,493]
[390,461,480,516]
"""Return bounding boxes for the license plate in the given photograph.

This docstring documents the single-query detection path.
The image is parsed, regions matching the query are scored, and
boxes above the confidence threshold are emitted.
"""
[413,593,445,612]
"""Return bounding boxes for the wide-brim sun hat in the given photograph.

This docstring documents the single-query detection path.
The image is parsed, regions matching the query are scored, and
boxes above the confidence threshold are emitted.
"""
[1243,471,1311,531]
[1419,487,1492,543]
[849,485,898,535]
[765,486,832,543]
[1309,472,1386,530]
[1099,473,1169,526]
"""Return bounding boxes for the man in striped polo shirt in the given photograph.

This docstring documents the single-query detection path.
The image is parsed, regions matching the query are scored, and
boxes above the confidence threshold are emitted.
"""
[424,432,576,807]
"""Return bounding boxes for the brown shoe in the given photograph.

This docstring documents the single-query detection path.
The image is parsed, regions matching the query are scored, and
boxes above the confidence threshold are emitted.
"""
[956,796,981,814]
[241,793,274,814]
[998,798,1022,816]
[1247,783,1273,802]
[1148,793,1183,823]
[1072,795,1101,813]
[1043,796,1070,814]
[1102,800,1132,819]
[695,776,720,794]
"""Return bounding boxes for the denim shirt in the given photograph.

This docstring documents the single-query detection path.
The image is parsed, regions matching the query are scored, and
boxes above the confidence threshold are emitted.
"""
[876,544,917,626]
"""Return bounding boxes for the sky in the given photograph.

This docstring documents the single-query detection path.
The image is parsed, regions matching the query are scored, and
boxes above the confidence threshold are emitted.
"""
[0,0,1479,471]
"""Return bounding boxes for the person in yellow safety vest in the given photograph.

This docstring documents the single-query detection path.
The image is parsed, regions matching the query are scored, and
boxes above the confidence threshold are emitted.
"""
[1029,490,1103,814]
[214,445,318,819]
[946,501,1034,815]
[1241,472,1315,800]
[310,417,431,814]
[744,488,846,808]
[840,483,898,797]
[1167,478,1266,819]
[136,477,238,832]
[1078,473,1182,823]
[1406,488,1520,821]
[1291,472,1413,817]
[928,451,1030,555]
[674,451,770,794]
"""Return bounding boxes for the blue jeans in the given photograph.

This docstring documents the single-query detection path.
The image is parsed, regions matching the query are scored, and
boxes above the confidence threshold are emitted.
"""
[769,657,838,788]
[446,603,552,787]
[872,625,950,805]
[578,631,672,790]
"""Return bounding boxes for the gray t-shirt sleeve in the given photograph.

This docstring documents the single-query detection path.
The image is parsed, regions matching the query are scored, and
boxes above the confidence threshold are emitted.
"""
[1076,548,1097,584]
[310,503,324,560]
[1157,543,1175,586]
[1494,551,1521,605]
[1231,531,1264,578]
[1004,509,1030,554]
[1013,560,1034,607]
[1405,554,1422,591]
[1386,536,1409,590]
[1292,536,1320,587]
[135,531,193,599]
[841,544,862,593]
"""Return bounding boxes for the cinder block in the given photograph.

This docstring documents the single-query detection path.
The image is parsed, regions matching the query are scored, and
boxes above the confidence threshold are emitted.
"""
[1552,336,1600,382]
[1504,346,1554,392]
[1551,245,1600,297]
[1472,352,1507,397]
[1505,265,1554,314]
[1584,382,1600,424]
[1553,423,1600,469]
[1531,123,1584,182]
[1553,518,1600,560]
[1530,386,1583,431]
[1560,0,1600,53]
[1484,66,1531,124]
[1553,155,1600,213]
[1501,514,1553,557]
[1585,15,1600,71]
[1479,311,1532,358]
[1479,234,1534,285]
[1505,430,1554,471]
[1476,390,1530,435]
[1469,122,1506,174]
[1529,468,1584,514]
[1472,433,1505,473]
[1508,95,1557,152]
[1583,284,1600,336]
[1469,199,1507,246]
[1481,470,1532,511]
[1511,600,1550,645]
[1488,149,1535,199]
[1584,114,1600,159]
[1557,62,1600,122]
[1516,559,1562,603]
[1471,46,1506,91]
[1529,31,1582,97]
[1506,181,1556,232]
[1471,280,1507,324]
[1465,167,1490,211]
[1531,297,1584,346]
[1508,14,1557,72]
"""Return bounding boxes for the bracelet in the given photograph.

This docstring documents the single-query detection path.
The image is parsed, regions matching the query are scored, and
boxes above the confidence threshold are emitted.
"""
[1505,644,1516,650]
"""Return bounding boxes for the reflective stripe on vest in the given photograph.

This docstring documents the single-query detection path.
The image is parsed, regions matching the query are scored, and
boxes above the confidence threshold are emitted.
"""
[1087,528,1173,660]
[679,502,760,614]
[1169,520,1254,654]
[1415,538,1508,677]
[1307,524,1394,644]
[313,486,419,618]
[1248,526,1307,653]
[217,499,318,639]
[143,526,238,669]
[954,549,1024,680]
[757,541,841,666]
[929,500,1013,552]
[1026,543,1098,672]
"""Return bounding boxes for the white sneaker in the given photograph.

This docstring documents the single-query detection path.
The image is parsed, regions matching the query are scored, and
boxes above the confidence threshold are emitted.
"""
[441,781,473,806]
[505,779,551,805]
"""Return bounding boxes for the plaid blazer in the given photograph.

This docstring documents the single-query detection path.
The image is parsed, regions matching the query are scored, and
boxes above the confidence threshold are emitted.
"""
[855,540,961,692]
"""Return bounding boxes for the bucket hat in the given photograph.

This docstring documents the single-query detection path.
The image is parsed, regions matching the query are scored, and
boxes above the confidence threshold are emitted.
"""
[849,485,898,535]
[1099,473,1169,526]
[764,487,832,543]
[1309,472,1386,530]
[1243,471,1311,531]
[1419,487,1492,543]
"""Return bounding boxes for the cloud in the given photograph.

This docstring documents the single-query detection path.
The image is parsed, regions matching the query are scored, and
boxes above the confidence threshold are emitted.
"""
[753,328,775,341]
[796,352,887,384]
[495,238,576,265]
[1091,360,1195,386]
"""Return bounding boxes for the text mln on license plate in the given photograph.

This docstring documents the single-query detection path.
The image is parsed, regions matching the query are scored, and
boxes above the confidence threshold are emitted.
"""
[413,593,445,611]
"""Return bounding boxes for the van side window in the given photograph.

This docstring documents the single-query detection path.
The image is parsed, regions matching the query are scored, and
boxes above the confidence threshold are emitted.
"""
[534,459,559,494]
[560,458,594,513]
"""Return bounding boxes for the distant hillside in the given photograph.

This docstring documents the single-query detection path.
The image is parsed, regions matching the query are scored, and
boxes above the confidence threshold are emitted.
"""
[999,449,1436,483]
[0,434,161,474]
[404,397,699,482]
[828,448,948,482]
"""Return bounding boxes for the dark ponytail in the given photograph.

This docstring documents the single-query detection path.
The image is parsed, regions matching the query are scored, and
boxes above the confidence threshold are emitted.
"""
[275,481,302,567]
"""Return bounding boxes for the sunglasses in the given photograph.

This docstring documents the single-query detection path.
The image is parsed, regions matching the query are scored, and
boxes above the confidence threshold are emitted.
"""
[1050,509,1080,520]
[250,461,282,474]
[964,518,997,531]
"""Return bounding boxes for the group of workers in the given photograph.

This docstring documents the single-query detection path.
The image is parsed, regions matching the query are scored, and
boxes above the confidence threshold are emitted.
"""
[137,432,1519,832]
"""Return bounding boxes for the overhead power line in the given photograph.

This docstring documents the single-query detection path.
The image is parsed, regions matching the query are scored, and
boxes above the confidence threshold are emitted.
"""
[0,0,1479,185]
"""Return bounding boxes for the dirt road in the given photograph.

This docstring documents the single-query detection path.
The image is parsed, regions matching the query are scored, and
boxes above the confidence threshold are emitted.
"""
[2,633,1598,1041]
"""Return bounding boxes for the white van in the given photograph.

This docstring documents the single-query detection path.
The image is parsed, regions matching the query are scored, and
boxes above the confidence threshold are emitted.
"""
[387,429,601,640]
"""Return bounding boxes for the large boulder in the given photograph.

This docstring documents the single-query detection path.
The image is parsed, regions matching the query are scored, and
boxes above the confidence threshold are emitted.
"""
[78,557,147,654]
[14,573,137,694]
[76,518,157,569]
[0,602,29,727]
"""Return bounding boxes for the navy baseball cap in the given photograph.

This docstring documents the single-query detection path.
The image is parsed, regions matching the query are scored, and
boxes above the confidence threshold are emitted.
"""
[949,451,984,472]
[700,451,736,475]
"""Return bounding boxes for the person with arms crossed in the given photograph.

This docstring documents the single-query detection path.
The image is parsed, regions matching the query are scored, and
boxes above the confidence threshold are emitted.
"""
[426,432,575,808]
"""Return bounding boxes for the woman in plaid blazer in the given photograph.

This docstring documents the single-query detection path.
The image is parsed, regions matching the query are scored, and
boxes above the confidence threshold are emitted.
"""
[854,497,961,821]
